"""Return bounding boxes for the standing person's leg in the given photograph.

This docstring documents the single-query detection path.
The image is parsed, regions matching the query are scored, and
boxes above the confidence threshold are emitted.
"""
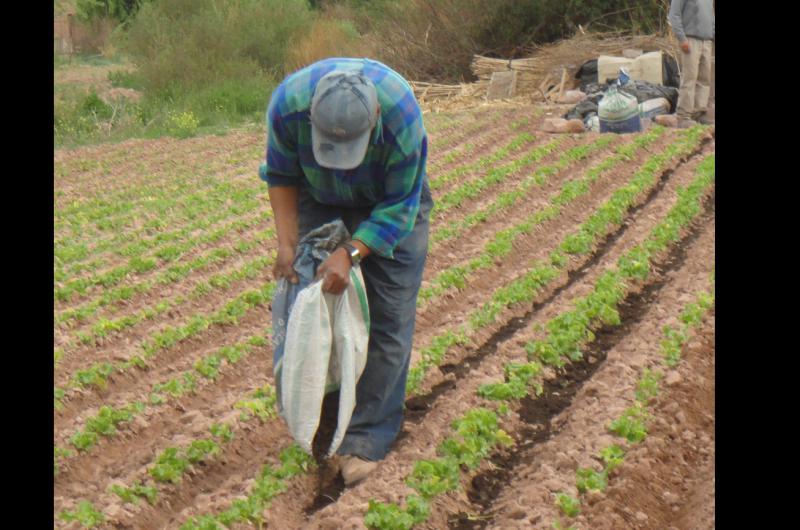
[693,39,713,120]
[337,182,433,466]
[677,37,701,119]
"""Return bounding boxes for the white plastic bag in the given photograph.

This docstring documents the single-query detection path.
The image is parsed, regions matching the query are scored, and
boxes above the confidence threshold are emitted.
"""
[279,266,370,457]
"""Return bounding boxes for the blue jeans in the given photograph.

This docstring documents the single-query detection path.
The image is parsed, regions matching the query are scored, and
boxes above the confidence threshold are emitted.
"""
[295,181,433,461]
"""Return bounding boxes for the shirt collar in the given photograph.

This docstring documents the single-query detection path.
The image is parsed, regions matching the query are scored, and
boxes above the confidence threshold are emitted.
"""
[371,112,384,146]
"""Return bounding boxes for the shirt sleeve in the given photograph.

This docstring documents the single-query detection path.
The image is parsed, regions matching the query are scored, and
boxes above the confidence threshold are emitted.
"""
[353,137,427,259]
[668,0,687,42]
[261,88,302,188]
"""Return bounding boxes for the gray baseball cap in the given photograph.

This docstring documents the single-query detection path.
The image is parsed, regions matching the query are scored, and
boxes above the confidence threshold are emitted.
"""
[310,70,379,170]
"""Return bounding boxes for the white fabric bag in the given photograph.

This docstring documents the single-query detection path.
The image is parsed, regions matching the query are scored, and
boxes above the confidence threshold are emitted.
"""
[279,266,369,457]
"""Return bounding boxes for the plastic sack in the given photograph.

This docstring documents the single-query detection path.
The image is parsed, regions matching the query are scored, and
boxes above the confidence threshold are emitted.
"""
[272,220,370,457]
[564,80,678,122]
[599,85,641,134]
[638,98,671,119]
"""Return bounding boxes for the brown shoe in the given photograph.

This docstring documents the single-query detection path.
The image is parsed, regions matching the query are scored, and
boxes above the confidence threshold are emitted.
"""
[697,114,714,125]
[340,455,378,486]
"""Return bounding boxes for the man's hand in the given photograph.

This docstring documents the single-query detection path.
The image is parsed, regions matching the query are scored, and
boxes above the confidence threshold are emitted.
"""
[273,244,299,284]
[680,40,690,54]
[317,248,351,294]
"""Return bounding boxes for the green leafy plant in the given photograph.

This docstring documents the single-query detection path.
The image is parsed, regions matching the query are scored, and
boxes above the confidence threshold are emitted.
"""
[406,458,460,499]
[555,492,581,517]
[609,406,648,443]
[149,438,222,484]
[635,369,661,404]
[478,361,542,400]
[364,500,416,530]
[575,467,607,493]
[110,481,158,505]
[150,447,190,483]
[54,446,73,475]
[180,444,315,529]
[59,500,105,528]
[211,423,234,443]
[71,402,145,451]
[600,445,625,472]
[235,385,277,421]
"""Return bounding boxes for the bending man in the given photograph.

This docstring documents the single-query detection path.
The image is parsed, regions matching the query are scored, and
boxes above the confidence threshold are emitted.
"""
[259,58,432,486]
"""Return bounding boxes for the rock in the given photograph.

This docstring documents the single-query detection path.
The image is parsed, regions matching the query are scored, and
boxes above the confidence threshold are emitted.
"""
[540,117,585,134]
[654,114,678,127]
[317,519,345,530]
[555,451,573,470]
[682,430,696,441]
[543,478,567,492]
[663,491,680,504]
[509,509,527,520]
[559,90,587,104]
[586,489,605,506]
[675,411,687,424]
[635,511,649,522]
[105,503,122,518]
[343,516,367,529]
[665,371,682,386]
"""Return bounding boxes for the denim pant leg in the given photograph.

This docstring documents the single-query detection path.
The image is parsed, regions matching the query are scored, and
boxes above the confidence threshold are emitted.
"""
[336,185,433,461]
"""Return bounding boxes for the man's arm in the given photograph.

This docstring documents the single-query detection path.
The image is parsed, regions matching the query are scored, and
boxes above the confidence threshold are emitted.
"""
[351,140,426,260]
[268,185,300,284]
[262,83,303,283]
[316,141,424,295]
[668,0,687,43]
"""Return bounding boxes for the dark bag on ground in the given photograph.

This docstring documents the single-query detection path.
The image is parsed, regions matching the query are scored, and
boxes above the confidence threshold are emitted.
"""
[662,54,680,88]
[575,59,599,91]
[563,80,679,122]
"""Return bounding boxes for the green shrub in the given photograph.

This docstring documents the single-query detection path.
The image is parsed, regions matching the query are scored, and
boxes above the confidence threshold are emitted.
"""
[167,111,200,139]
[108,69,145,90]
[123,0,313,93]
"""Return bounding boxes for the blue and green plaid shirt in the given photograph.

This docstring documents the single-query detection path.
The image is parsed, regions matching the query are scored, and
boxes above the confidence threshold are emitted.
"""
[259,58,428,259]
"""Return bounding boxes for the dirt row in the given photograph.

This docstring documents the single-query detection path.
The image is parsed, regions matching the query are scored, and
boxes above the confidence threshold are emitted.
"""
[476,215,715,530]
[54,105,516,204]
[413,131,705,383]
[54,130,704,467]
[54,130,263,193]
[54,129,645,438]
[54,119,595,400]
[54,109,525,277]
[57,130,712,524]
[294,143,715,530]
[55,140,621,479]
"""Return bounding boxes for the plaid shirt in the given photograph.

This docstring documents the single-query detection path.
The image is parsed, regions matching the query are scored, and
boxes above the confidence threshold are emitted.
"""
[259,58,428,259]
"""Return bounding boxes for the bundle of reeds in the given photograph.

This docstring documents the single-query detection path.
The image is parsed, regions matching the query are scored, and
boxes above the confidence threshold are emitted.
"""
[470,31,680,98]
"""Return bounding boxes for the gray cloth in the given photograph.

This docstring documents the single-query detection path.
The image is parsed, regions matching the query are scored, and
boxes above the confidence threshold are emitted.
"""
[669,0,715,42]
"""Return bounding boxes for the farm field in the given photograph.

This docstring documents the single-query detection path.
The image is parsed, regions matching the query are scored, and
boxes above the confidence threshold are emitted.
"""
[54,103,715,530]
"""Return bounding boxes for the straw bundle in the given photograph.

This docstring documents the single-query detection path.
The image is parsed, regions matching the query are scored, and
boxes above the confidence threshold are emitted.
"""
[471,32,680,97]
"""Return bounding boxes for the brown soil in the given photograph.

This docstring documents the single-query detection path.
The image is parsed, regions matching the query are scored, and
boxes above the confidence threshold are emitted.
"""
[53,102,716,530]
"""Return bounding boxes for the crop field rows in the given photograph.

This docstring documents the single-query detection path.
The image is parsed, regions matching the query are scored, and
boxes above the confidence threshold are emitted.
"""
[54,104,715,530]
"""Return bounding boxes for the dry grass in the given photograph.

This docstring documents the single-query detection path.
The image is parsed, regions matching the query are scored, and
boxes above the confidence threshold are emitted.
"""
[409,31,682,111]
[284,17,372,73]
[470,31,680,95]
